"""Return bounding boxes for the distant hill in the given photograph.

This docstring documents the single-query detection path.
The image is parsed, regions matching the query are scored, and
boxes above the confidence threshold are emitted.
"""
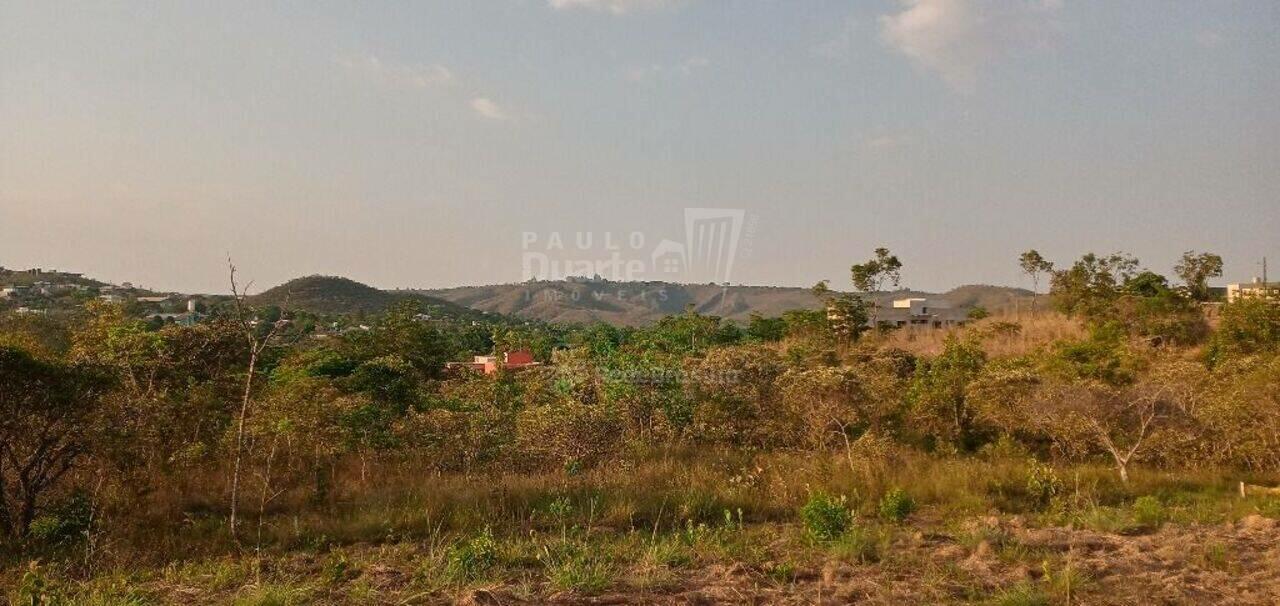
[418,281,1033,326]
[250,275,488,320]
[931,284,1036,311]
[0,268,109,289]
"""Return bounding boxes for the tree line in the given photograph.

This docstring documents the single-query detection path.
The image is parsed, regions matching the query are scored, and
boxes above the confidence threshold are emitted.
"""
[1,247,1275,551]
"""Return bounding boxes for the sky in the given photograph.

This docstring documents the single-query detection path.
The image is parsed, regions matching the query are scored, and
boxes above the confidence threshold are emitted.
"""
[1,0,1277,294]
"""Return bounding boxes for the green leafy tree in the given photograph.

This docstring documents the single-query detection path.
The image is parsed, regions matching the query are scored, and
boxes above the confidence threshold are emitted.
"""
[632,307,740,355]
[1113,274,1208,346]
[906,335,987,450]
[781,308,829,339]
[1206,298,1280,366]
[347,300,452,379]
[1018,250,1054,309]
[1050,252,1140,320]
[811,280,868,344]
[0,346,110,538]
[851,248,903,326]
[851,248,903,294]
[746,313,787,342]
[1173,251,1224,301]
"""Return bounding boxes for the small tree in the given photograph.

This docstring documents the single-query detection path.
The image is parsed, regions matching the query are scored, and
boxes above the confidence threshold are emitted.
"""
[0,346,109,538]
[812,280,868,344]
[226,260,289,537]
[1173,250,1224,302]
[1032,363,1198,484]
[1206,297,1280,366]
[906,335,987,449]
[1050,252,1140,321]
[850,248,903,327]
[1018,250,1054,310]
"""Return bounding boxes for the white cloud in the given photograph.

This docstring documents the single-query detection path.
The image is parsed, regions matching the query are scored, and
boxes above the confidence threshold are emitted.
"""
[548,0,679,15]
[471,97,511,121]
[335,53,454,89]
[879,0,1061,93]
[627,56,709,84]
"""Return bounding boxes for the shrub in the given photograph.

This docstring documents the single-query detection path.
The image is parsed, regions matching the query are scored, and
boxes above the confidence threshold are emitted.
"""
[1025,460,1063,509]
[799,492,852,542]
[27,490,93,547]
[1132,496,1165,528]
[1207,298,1280,366]
[541,542,615,594]
[13,562,57,605]
[878,488,916,523]
[905,335,987,449]
[445,528,498,583]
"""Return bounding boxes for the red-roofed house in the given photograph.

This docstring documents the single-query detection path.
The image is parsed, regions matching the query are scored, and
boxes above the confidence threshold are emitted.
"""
[446,349,540,375]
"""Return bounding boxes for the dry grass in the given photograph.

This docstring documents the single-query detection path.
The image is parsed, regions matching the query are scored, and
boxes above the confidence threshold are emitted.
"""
[880,310,1087,358]
[6,448,1280,605]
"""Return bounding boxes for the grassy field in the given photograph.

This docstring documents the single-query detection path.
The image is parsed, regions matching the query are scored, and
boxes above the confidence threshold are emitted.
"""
[7,447,1280,605]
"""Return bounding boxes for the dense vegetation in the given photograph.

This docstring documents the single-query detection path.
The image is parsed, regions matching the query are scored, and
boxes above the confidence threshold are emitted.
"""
[2,249,1279,604]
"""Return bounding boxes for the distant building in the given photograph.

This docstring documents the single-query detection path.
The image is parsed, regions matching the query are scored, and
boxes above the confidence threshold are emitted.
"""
[877,297,969,329]
[447,349,540,375]
[1,286,29,298]
[145,311,204,327]
[1227,278,1280,303]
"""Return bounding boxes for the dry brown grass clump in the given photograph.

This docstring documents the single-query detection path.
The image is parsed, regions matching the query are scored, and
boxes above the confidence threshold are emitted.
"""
[881,310,1086,357]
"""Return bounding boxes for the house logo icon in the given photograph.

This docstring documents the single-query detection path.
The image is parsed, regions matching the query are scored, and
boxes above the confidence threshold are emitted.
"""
[649,208,746,284]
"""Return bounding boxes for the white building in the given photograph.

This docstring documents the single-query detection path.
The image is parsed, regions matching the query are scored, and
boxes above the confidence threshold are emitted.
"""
[1227,278,1280,303]
[878,297,968,328]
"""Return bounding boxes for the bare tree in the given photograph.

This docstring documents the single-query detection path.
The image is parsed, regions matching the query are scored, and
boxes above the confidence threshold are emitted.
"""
[226,259,287,537]
[1034,368,1197,484]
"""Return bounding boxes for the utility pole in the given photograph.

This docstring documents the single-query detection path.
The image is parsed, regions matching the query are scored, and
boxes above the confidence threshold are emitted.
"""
[1265,257,1271,300]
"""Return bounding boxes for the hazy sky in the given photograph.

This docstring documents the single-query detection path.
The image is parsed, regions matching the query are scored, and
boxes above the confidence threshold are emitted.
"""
[2,1,1277,294]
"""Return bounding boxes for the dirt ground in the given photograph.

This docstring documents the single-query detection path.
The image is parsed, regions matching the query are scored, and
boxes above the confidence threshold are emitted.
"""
[453,515,1280,605]
[22,513,1280,605]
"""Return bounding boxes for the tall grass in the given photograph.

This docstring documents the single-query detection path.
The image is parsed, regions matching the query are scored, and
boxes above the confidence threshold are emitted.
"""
[6,445,1278,602]
[45,445,1273,573]
[882,310,1086,357]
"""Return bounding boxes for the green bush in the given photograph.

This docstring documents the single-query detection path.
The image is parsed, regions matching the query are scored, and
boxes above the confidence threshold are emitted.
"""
[445,528,498,583]
[878,488,916,523]
[1025,460,1063,509]
[13,562,57,605]
[1207,298,1280,366]
[1132,496,1165,528]
[27,490,93,547]
[541,542,615,594]
[799,492,852,542]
